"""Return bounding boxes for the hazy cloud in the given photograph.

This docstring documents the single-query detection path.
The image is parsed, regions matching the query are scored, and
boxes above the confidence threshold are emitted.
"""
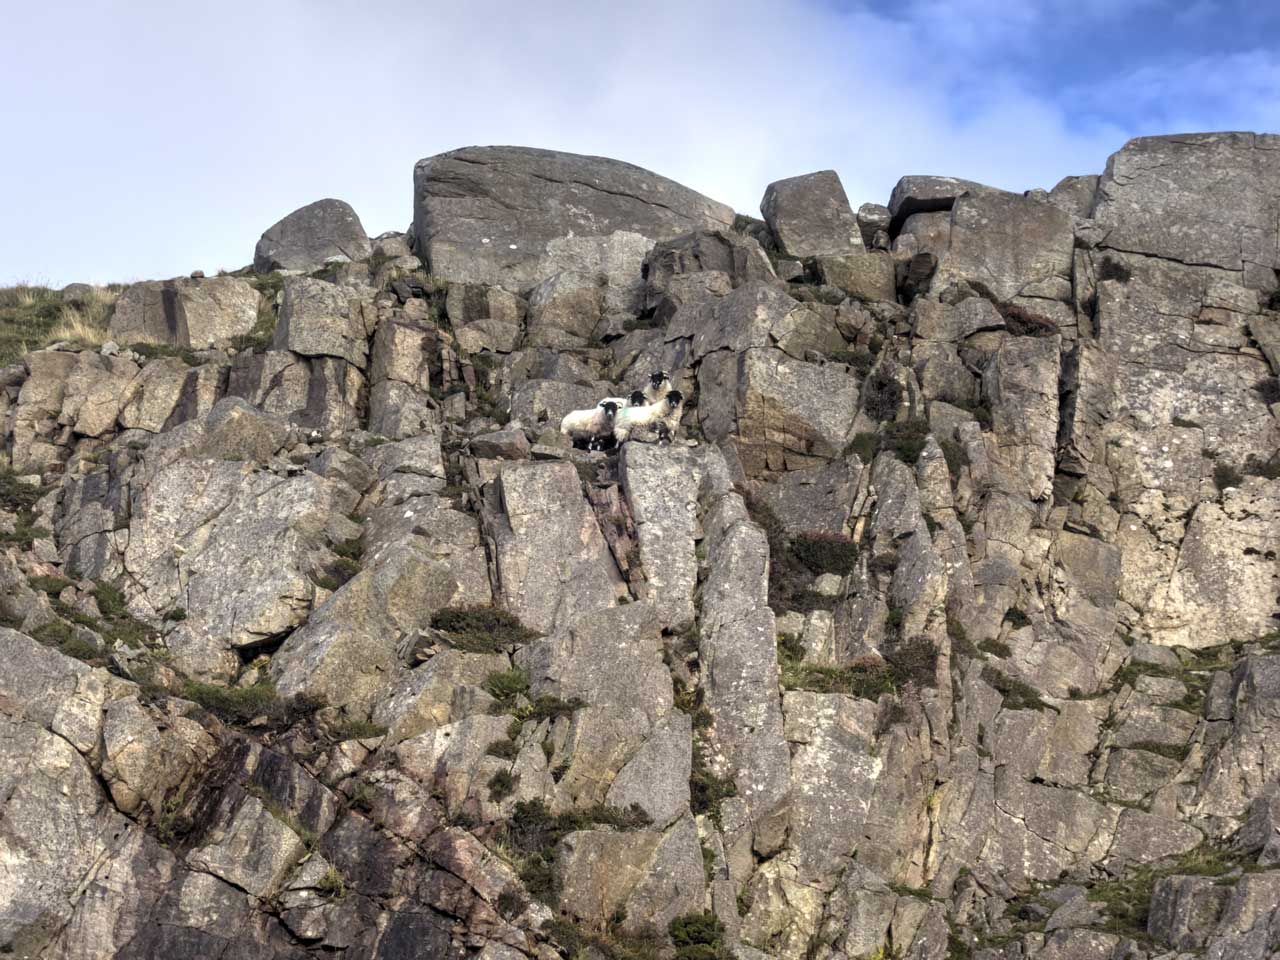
[1,0,1274,285]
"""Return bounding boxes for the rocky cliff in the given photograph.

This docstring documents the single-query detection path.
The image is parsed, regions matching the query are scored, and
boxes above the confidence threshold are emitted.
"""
[1,133,1279,960]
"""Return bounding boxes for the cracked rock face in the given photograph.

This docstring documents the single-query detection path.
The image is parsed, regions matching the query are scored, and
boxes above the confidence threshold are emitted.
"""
[2,131,1280,960]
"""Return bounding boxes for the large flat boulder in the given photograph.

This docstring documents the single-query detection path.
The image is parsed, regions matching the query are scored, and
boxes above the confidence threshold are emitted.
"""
[411,146,734,311]
[253,198,372,273]
[109,276,259,349]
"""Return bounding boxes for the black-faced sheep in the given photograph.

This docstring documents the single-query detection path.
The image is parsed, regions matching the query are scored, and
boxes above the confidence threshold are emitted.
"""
[642,371,672,404]
[561,400,620,449]
[613,390,684,444]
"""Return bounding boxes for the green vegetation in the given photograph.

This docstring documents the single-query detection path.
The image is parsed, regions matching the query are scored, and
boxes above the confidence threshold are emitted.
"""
[541,918,663,960]
[673,677,713,730]
[791,531,858,575]
[483,668,530,706]
[315,866,346,900]
[32,620,101,663]
[881,418,931,464]
[431,605,540,652]
[1003,607,1031,629]
[486,738,520,760]
[28,575,71,596]
[743,493,854,614]
[669,911,731,960]
[981,664,1053,712]
[183,678,324,729]
[954,399,993,431]
[828,349,875,376]
[331,718,388,742]
[487,769,518,801]
[0,468,51,549]
[863,368,903,421]
[505,799,651,905]
[779,634,938,699]
[845,432,877,463]
[1096,258,1133,284]
[1084,844,1244,939]
[690,739,737,826]
[228,275,281,352]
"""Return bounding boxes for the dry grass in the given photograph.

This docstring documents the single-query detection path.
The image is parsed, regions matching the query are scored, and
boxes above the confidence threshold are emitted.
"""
[0,284,120,363]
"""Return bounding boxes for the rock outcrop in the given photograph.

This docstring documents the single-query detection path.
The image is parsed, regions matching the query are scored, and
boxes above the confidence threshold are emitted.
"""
[254,198,373,273]
[2,130,1279,960]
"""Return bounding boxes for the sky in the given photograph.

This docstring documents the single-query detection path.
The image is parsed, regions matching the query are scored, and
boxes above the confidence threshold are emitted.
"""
[3,0,1279,287]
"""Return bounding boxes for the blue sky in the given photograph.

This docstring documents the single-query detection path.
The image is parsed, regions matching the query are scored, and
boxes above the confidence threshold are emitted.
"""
[3,0,1278,287]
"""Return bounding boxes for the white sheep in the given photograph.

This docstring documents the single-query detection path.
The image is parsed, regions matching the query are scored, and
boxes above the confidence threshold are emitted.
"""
[642,371,672,404]
[613,390,684,444]
[561,400,620,449]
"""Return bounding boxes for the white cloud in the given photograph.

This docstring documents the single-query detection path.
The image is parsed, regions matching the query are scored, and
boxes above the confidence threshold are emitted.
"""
[0,0,1267,285]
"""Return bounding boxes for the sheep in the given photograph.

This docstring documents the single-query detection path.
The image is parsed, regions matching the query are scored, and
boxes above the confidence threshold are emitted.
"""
[642,371,672,404]
[561,400,619,450]
[598,391,648,409]
[613,390,684,444]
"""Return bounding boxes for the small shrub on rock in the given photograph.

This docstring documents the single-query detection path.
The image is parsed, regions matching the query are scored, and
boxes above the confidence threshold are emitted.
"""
[690,741,737,826]
[1213,462,1244,491]
[432,605,540,653]
[863,368,903,421]
[483,669,530,708]
[981,665,1051,712]
[999,303,1059,337]
[1096,258,1133,283]
[1254,376,1280,406]
[845,432,878,463]
[183,678,324,729]
[669,911,731,960]
[880,418,931,464]
[791,531,858,575]
[487,770,518,802]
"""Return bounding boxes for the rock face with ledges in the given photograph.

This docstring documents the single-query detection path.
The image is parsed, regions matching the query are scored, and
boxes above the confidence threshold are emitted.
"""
[4,132,1280,960]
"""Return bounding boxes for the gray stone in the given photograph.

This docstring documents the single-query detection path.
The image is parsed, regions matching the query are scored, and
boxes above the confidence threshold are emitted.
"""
[274,276,371,369]
[486,460,624,633]
[412,146,733,310]
[887,175,999,231]
[761,170,863,258]
[1094,132,1280,284]
[933,191,1074,303]
[110,276,259,349]
[254,198,372,272]
[815,250,897,302]
[857,203,892,248]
